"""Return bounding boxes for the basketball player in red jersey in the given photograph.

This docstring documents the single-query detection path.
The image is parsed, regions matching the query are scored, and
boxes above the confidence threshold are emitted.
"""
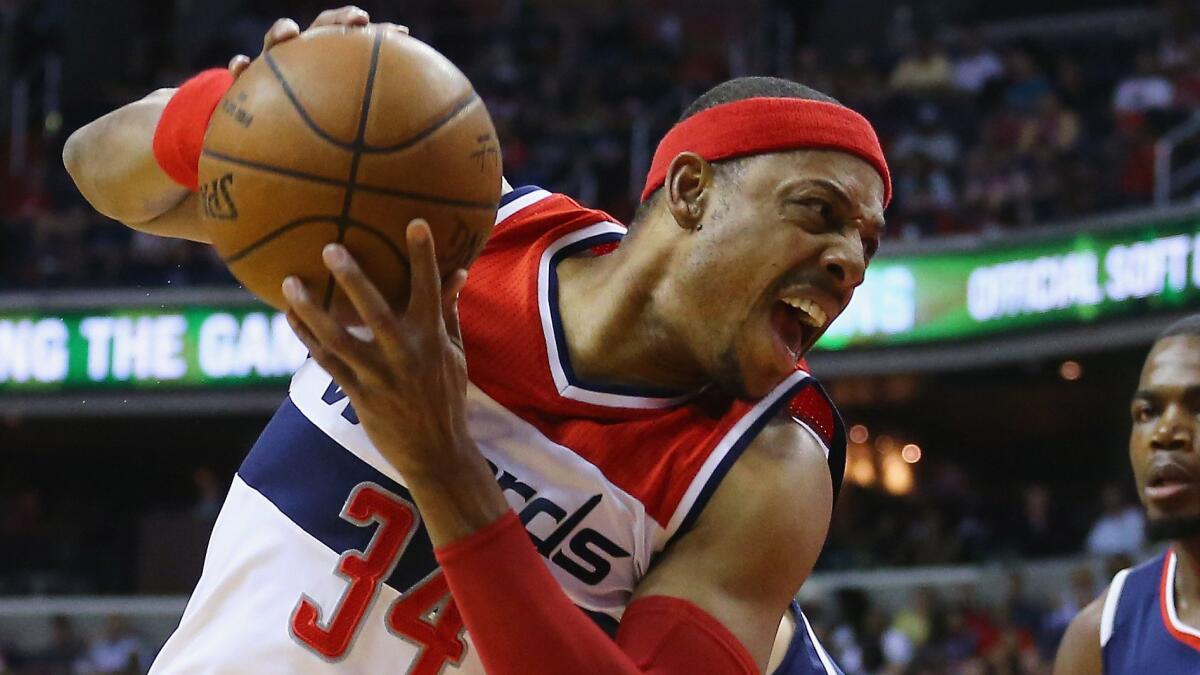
[1055,316,1200,674]
[65,7,884,674]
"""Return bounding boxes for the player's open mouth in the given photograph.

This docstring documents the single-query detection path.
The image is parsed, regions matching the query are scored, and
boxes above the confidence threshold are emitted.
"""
[770,295,829,366]
[1146,461,1196,502]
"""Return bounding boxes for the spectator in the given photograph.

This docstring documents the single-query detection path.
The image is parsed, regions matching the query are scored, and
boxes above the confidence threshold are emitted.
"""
[1002,50,1054,112]
[1116,126,1158,203]
[1113,50,1175,117]
[1085,483,1145,558]
[889,38,953,95]
[1018,93,1081,155]
[33,615,85,675]
[1003,573,1045,639]
[1169,42,1200,108]
[191,467,225,521]
[951,28,1004,96]
[1012,484,1067,557]
[886,588,937,672]
[1044,565,1098,646]
[891,104,962,166]
[962,149,1032,230]
[894,155,958,233]
[73,616,150,675]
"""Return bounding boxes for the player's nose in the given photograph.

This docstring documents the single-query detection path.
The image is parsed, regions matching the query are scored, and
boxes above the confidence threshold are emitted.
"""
[1151,404,1194,452]
[819,233,866,291]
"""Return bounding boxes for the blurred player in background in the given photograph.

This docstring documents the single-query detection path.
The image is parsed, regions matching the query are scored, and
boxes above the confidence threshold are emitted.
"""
[1055,315,1200,674]
[64,6,889,674]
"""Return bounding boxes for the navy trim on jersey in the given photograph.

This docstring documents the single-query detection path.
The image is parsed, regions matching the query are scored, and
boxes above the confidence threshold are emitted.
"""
[239,398,440,595]
[805,378,847,504]
[545,232,692,400]
[499,185,541,208]
[666,375,812,548]
[1103,550,1200,673]
[238,397,619,632]
[773,602,844,674]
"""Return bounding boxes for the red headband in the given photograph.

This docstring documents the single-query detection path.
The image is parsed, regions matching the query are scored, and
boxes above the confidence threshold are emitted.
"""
[641,97,891,206]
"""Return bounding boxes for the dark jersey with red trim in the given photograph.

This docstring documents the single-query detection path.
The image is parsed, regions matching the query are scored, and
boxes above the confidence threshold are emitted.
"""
[1101,550,1200,674]
[149,185,846,674]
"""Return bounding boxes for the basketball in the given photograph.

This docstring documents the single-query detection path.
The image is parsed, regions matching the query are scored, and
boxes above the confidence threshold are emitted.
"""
[197,26,502,319]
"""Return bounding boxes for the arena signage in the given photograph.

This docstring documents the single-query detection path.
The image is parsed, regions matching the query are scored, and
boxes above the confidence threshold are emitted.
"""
[2,212,1199,393]
[818,212,1200,350]
[0,308,306,391]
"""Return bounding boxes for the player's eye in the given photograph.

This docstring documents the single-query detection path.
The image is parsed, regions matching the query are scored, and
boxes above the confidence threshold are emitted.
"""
[790,199,835,229]
[1132,402,1156,423]
[863,235,880,261]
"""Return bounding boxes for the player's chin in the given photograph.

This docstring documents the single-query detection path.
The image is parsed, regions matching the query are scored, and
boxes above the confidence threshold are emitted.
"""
[736,340,796,399]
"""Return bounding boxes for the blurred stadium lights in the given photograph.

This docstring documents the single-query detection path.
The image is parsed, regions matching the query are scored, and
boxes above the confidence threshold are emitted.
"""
[848,423,870,444]
[1059,360,1084,381]
[874,434,896,454]
[881,451,915,495]
[901,443,923,464]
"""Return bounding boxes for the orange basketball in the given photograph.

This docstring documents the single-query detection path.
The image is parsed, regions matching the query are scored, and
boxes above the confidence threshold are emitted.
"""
[197,26,502,320]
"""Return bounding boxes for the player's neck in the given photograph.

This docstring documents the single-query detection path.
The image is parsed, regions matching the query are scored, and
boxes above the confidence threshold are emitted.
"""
[1173,539,1200,627]
[555,238,709,393]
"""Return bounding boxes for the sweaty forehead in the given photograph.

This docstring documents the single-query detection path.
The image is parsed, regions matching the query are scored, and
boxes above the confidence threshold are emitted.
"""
[738,150,886,220]
[1140,336,1200,390]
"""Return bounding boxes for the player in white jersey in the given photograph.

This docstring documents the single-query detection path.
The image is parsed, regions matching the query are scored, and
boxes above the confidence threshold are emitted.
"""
[65,7,886,674]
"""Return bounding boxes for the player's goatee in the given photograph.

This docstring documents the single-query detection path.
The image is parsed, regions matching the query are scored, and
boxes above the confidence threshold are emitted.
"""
[1146,515,1200,542]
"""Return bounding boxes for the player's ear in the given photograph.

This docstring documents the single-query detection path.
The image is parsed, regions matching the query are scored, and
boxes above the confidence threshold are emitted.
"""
[665,152,713,232]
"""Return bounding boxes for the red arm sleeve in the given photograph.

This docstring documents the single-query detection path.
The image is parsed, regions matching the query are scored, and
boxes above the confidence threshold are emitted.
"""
[434,512,759,675]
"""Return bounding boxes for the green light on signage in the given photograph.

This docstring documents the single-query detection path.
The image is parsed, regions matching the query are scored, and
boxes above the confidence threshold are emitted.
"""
[0,308,306,391]
[814,216,1200,350]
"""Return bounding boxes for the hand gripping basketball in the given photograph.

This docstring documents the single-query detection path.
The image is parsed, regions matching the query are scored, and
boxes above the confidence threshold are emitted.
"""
[226,7,409,79]
[198,16,502,325]
[282,220,477,483]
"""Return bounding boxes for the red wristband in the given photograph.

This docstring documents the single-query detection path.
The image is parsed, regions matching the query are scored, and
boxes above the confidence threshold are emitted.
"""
[152,68,234,191]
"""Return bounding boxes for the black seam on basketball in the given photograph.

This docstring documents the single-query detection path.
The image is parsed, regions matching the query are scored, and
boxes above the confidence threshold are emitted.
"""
[360,92,481,153]
[342,222,412,274]
[325,30,385,312]
[264,50,358,151]
[223,216,342,264]
[352,183,496,209]
[201,150,494,210]
[202,150,351,189]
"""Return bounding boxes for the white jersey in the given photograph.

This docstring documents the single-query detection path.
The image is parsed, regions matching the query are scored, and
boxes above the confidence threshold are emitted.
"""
[150,187,846,674]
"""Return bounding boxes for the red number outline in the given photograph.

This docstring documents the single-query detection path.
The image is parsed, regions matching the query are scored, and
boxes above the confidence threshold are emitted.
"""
[386,570,467,675]
[289,482,419,660]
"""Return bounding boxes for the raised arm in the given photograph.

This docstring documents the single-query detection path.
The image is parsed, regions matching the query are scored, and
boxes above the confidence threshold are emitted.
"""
[63,86,207,240]
[62,7,376,243]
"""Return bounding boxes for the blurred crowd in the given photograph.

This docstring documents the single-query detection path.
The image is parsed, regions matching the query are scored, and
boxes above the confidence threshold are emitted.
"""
[0,455,1148,595]
[801,562,1127,675]
[2,0,1200,289]
[821,477,1146,571]
[0,615,151,675]
[0,464,1152,674]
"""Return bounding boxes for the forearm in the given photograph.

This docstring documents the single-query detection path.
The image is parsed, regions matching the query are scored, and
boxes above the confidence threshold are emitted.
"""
[64,89,193,229]
[432,511,757,675]
[401,439,510,547]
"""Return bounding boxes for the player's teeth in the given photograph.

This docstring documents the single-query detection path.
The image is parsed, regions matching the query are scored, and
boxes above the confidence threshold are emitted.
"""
[783,297,827,329]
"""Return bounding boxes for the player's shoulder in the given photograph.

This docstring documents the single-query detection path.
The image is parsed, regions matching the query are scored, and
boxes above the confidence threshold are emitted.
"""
[674,409,835,596]
[1054,591,1106,675]
[781,372,844,457]
[491,184,624,242]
